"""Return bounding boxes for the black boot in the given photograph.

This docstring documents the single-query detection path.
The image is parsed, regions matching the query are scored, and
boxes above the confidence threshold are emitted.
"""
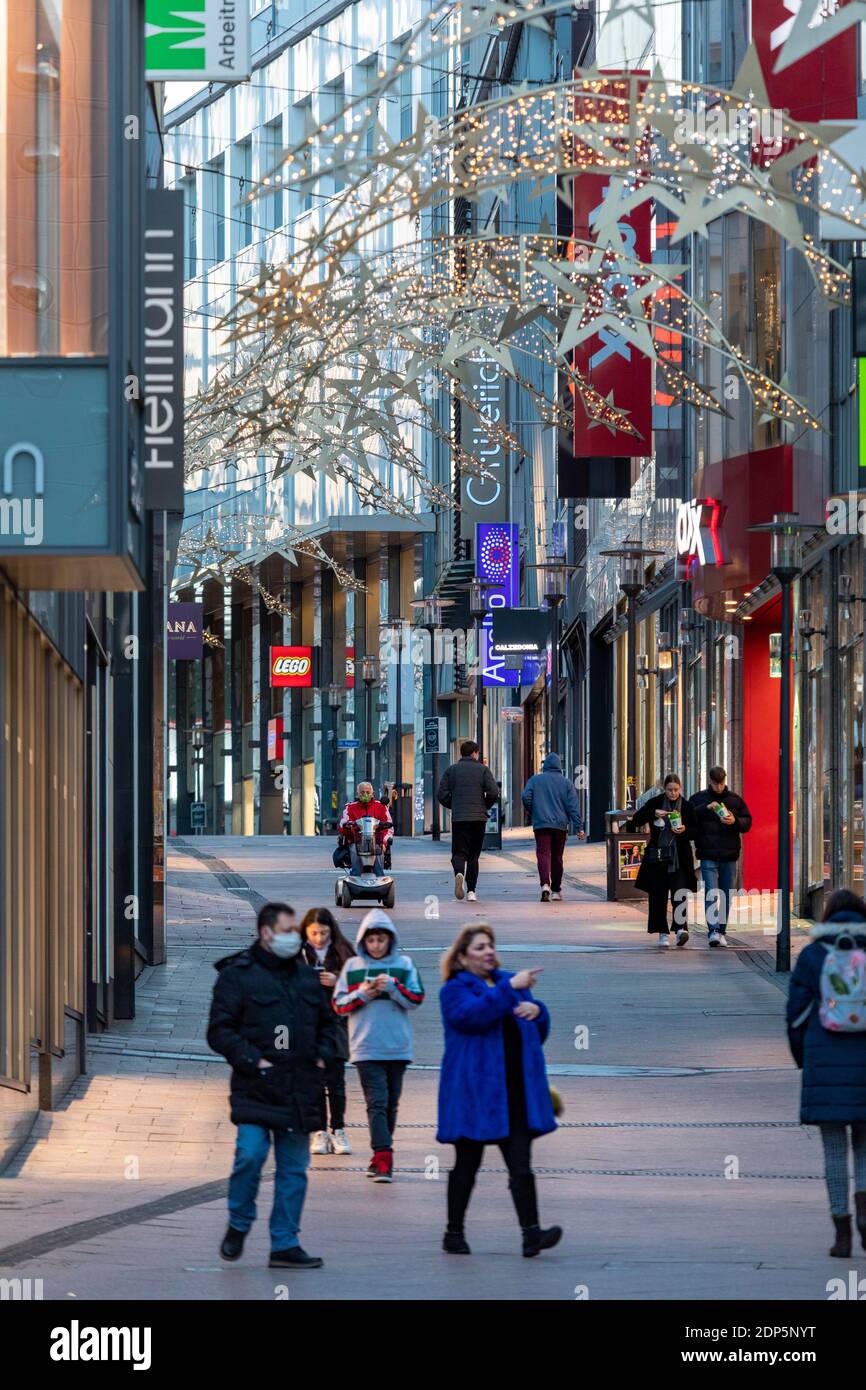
[269,1246,324,1269]
[829,1215,852,1258]
[219,1226,247,1261]
[855,1192,866,1251]
[443,1228,471,1254]
[522,1224,563,1258]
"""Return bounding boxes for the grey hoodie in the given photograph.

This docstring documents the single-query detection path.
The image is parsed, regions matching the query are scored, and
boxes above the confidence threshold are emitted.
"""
[521,753,584,832]
[332,910,425,1062]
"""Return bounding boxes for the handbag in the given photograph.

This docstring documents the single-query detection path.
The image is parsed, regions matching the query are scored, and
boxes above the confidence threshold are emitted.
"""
[645,844,674,867]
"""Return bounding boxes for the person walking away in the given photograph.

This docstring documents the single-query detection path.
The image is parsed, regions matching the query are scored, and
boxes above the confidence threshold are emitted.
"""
[300,907,355,1155]
[437,739,499,902]
[332,909,425,1182]
[786,888,866,1258]
[627,774,698,948]
[207,902,340,1270]
[521,752,586,902]
[437,924,561,1257]
[691,765,752,946]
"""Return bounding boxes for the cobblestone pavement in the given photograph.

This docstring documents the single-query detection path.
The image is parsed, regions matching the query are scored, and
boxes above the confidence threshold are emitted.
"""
[0,831,847,1302]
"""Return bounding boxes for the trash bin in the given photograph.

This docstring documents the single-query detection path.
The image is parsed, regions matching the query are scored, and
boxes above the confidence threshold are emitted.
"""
[392,783,414,836]
[605,809,650,901]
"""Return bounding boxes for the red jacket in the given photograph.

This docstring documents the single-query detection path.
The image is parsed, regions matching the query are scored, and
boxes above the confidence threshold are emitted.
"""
[339,800,393,842]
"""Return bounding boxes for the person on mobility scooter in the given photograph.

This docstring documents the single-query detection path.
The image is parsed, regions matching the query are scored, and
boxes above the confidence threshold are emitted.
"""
[333,783,394,871]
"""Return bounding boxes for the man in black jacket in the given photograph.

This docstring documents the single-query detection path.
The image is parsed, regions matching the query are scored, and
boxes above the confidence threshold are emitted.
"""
[691,766,753,947]
[436,739,499,902]
[207,901,340,1269]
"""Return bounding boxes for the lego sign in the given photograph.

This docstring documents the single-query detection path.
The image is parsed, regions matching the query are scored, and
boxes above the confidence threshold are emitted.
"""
[270,646,313,687]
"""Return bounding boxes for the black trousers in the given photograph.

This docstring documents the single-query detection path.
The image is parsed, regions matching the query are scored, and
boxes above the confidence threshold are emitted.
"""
[323,1058,346,1130]
[447,1112,539,1231]
[355,1060,407,1152]
[645,871,690,933]
[451,821,488,891]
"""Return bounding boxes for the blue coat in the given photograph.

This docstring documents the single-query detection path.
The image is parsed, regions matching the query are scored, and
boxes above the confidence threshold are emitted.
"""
[437,969,557,1143]
[521,753,583,832]
[786,913,866,1124]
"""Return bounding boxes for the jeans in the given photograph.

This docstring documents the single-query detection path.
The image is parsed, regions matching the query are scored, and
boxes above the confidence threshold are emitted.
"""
[533,828,567,891]
[451,821,487,891]
[355,1060,408,1151]
[447,1112,539,1231]
[228,1123,309,1251]
[701,859,736,932]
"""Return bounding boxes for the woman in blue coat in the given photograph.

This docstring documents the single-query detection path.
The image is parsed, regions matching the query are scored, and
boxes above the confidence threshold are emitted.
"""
[786,889,866,1258]
[437,923,560,1258]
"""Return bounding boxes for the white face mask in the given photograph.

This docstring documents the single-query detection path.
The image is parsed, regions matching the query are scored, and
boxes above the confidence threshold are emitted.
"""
[269,930,302,960]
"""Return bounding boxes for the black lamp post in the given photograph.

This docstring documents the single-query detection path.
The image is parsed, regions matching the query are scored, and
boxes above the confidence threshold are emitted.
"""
[411,595,451,841]
[327,682,342,831]
[361,654,379,782]
[748,514,820,972]
[542,563,567,756]
[601,545,662,808]
[468,579,487,757]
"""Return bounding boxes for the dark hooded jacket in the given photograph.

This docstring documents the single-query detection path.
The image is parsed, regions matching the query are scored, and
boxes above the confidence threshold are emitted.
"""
[207,940,342,1131]
[786,912,866,1124]
[521,753,583,832]
[437,755,499,822]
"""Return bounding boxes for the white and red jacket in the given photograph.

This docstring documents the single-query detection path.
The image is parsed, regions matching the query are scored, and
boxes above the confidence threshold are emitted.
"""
[339,799,393,844]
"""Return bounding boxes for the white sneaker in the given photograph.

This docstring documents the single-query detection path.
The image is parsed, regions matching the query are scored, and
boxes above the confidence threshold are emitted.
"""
[310,1130,332,1155]
[330,1128,353,1155]
[658,933,671,948]
[716,933,729,948]
[454,872,465,900]
[708,931,721,947]
[541,884,551,902]
[676,927,690,948]
[551,891,562,902]
[467,890,477,902]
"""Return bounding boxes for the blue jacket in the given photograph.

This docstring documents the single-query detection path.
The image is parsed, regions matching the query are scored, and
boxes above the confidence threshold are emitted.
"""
[437,969,557,1143]
[786,912,866,1124]
[521,753,583,832]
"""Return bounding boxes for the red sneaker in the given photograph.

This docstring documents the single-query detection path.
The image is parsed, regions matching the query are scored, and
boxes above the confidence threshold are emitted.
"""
[371,1150,393,1183]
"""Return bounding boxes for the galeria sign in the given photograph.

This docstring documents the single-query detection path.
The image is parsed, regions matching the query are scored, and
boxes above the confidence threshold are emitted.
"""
[270,646,313,687]
[145,0,251,81]
[676,498,728,567]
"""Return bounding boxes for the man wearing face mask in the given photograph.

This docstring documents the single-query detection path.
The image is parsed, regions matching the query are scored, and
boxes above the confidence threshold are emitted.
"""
[337,782,394,869]
[207,901,340,1270]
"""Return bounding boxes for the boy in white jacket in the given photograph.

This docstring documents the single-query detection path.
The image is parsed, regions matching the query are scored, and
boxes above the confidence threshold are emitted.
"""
[333,909,424,1182]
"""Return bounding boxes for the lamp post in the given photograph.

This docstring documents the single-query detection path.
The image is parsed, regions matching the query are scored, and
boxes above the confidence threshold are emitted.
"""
[748,514,820,973]
[361,654,379,782]
[327,682,342,831]
[468,579,487,757]
[541,563,567,756]
[411,595,451,840]
[601,546,662,808]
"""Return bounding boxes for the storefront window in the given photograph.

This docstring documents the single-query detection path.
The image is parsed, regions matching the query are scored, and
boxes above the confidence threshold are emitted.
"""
[688,645,707,796]
[839,546,865,889]
[753,223,782,451]
[802,571,827,888]
[0,0,109,356]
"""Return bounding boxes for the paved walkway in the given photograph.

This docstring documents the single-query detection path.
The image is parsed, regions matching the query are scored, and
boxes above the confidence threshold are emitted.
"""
[0,831,844,1301]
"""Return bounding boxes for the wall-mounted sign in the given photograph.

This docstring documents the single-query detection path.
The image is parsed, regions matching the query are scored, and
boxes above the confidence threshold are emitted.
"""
[144,190,185,510]
[490,608,552,660]
[423,716,448,756]
[167,601,203,659]
[346,645,355,689]
[270,646,313,687]
[501,707,524,724]
[460,355,508,539]
[572,72,652,460]
[752,0,858,126]
[267,717,285,760]
[676,498,729,575]
[145,0,251,81]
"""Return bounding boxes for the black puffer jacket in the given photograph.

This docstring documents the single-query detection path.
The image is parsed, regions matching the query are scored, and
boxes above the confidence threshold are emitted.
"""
[691,787,752,862]
[437,756,499,822]
[207,941,341,1131]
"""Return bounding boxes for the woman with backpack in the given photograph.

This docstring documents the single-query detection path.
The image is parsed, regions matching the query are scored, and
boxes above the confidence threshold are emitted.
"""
[787,888,866,1257]
[626,773,698,947]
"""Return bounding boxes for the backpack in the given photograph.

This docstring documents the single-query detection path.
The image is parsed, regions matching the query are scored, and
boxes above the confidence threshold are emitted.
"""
[818,933,866,1032]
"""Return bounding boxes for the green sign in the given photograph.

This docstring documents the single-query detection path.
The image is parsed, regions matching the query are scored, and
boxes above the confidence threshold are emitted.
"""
[145,0,250,81]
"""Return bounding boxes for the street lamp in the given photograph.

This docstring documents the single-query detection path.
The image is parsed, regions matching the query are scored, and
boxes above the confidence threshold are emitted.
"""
[411,595,453,841]
[541,562,567,756]
[601,545,662,808]
[360,654,379,782]
[327,683,343,831]
[468,579,487,757]
[748,513,821,972]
